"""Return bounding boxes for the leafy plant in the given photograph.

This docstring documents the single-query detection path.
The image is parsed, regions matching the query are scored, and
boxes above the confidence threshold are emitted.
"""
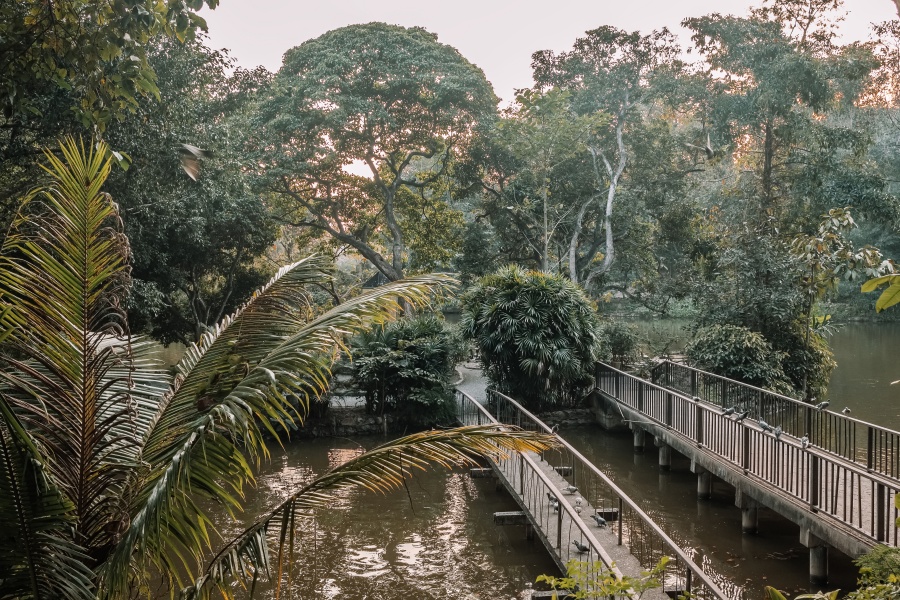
[855,545,900,586]
[536,557,668,599]
[862,274,900,313]
[461,266,603,412]
[685,324,793,394]
[348,314,466,428]
[0,138,557,600]
[840,544,900,600]
[601,321,641,365]
[764,587,838,600]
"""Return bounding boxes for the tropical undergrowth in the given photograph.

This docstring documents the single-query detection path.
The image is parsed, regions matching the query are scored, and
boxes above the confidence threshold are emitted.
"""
[0,138,557,600]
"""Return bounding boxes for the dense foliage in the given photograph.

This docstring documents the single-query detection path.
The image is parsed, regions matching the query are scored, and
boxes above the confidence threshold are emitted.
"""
[250,22,496,281]
[685,325,792,393]
[349,315,466,428]
[102,38,277,343]
[0,0,219,226]
[600,321,642,366]
[461,266,603,411]
[0,139,555,600]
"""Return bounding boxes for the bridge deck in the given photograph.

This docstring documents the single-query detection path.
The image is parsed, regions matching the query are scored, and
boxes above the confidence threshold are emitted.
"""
[596,362,900,557]
[456,389,727,600]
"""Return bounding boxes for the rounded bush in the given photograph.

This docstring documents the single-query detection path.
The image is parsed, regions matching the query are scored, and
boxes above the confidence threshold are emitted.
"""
[460,266,603,411]
[685,324,792,393]
[349,314,465,428]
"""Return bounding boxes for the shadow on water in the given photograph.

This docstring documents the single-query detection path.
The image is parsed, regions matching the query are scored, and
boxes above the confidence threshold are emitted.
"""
[215,436,558,599]
[562,426,859,600]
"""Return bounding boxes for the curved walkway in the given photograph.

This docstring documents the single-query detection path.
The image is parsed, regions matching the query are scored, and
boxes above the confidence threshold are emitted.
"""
[455,360,488,404]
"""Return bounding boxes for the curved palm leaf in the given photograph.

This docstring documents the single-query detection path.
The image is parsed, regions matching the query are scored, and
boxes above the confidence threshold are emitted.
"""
[0,138,154,561]
[0,394,95,600]
[0,138,541,600]
[180,425,557,600]
[102,265,454,597]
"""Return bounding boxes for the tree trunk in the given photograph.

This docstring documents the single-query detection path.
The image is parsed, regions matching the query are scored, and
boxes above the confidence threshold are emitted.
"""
[584,99,628,288]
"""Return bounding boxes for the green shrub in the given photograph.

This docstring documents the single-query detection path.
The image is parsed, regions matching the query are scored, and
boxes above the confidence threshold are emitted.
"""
[460,266,603,412]
[768,323,836,400]
[685,324,793,393]
[349,314,465,428]
[601,321,640,365]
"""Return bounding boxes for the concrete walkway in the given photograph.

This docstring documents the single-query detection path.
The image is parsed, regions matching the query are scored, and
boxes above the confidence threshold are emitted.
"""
[455,360,489,404]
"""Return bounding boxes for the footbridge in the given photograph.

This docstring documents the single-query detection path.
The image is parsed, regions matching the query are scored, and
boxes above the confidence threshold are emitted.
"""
[593,360,900,584]
[455,388,727,600]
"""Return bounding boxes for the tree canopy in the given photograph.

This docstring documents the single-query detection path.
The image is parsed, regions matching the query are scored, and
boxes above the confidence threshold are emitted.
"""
[102,38,277,343]
[251,22,497,280]
[1,0,218,128]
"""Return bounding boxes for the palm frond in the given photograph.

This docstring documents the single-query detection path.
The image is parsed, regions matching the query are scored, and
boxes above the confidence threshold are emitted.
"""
[181,425,557,600]
[0,137,142,553]
[102,267,453,597]
[0,394,95,600]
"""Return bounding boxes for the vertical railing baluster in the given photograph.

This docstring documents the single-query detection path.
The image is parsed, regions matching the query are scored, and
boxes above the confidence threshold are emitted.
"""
[696,402,703,447]
[666,392,673,428]
[618,497,624,546]
[810,452,819,512]
[868,426,875,472]
[557,505,563,550]
[742,426,750,473]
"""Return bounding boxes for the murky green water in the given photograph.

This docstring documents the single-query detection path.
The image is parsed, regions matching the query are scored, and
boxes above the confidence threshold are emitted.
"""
[222,437,556,599]
[826,322,900,427]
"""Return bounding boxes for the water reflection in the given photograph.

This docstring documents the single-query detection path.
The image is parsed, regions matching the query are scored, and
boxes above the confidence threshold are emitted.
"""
[827,322,900,428]
[217,436,557,599]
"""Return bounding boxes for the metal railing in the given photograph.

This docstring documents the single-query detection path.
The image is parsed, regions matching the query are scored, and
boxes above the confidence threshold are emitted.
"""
[602,362,900,546]
[456,388,727,600]
[650,359,900,481]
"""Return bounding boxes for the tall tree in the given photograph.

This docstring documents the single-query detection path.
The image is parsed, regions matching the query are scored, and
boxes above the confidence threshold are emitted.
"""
[103,38,277,343]
[477,88,604,274]
[250,23,497,281]
[682,2,896,396]
[531,26,685,286]
[683,5,883,227]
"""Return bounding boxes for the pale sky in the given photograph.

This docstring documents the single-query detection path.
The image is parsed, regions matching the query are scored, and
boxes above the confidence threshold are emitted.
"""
[202,0,897,103]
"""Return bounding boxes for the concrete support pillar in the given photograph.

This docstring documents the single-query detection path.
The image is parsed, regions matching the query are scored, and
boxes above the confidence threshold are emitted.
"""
[633,428,646,454]
[658,443,672,471]
[735,490,759,534]
[741,506,758,534]
[697,470,712,499]
[691,460,711,500]
[801,528,829,586]
[809,545,829,586]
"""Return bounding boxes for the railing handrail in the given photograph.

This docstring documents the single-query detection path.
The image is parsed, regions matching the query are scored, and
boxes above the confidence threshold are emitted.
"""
[606,360,893,477]
[652,359,899,438]
[454,389,623,581]
[597,362,900,549]
[483,388,727,599]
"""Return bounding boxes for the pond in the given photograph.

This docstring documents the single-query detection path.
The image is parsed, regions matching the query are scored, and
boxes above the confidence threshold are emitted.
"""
[222,436,557,599]
[211,321,898,599]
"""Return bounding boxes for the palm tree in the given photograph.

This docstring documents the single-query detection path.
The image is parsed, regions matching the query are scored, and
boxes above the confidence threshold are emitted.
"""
[0,138,555,600]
